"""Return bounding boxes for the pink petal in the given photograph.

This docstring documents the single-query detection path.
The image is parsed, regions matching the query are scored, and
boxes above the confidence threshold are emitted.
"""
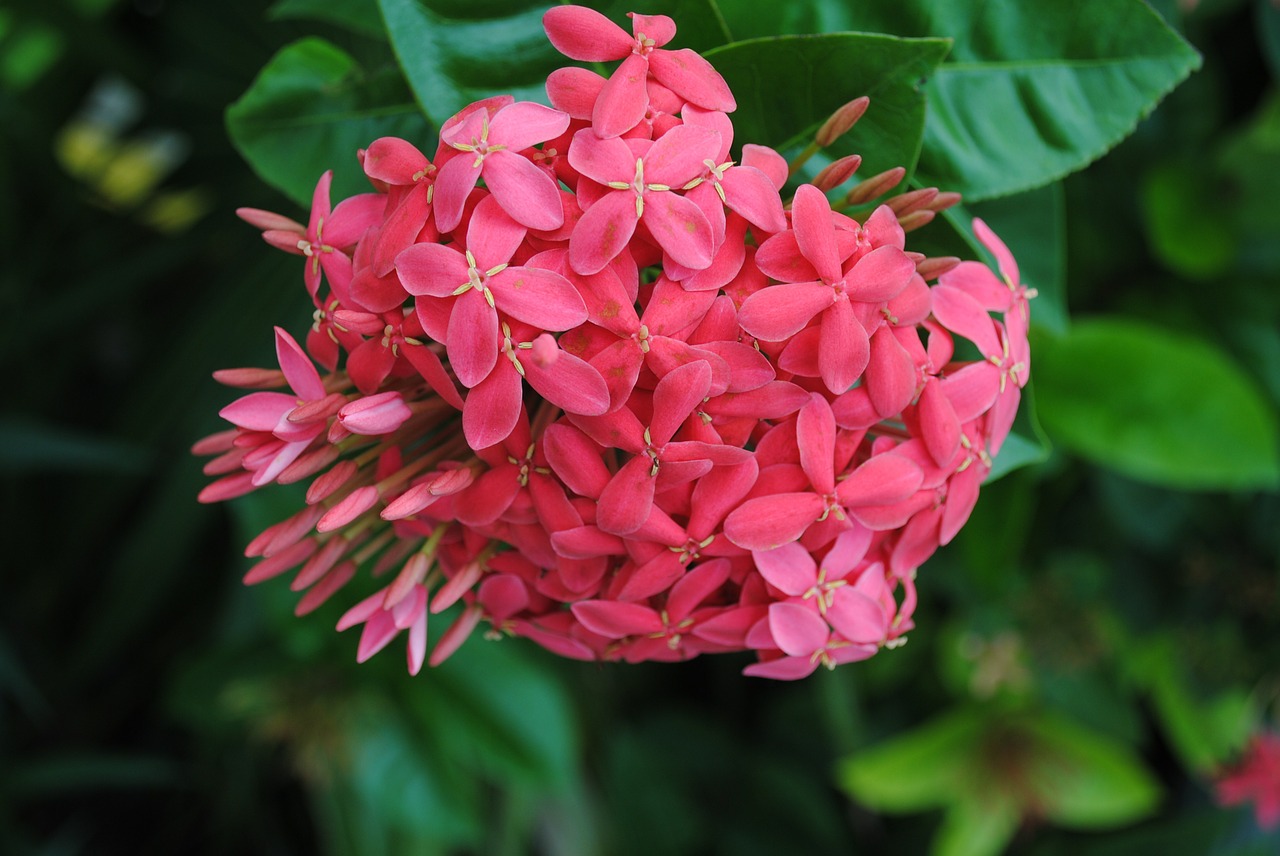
[569,190,639,275]
[753,541,817,596]
[743,655,818,680]
[722,492,824,551]
[738,282,832,341]
[462,362,522,450]
[520,341,610,417]
[755,231,819,284]
[931,284,1000,356]
[597,454,656,535]
[629,12,676,45]
[974,218,1019,288]
[847,245,915,303]
[826,589,887,644]
[396,242,470,296]
[768,602,828,657]
[593,53,650,139]
[615,551,684,601]
[464,194,526,268]
[721,166,787,233]
[362,136,430,184]
[447,292,498,388]
[542,5,632,61]
[454,464,521,525]
[940,362,1000,423]
[489,101,570,152]
[274,327,325,400]
[791,184,841,283]
[489,267,587,330]
[566,128,635,185]
[938,260,1009,311]
[572,600,663,638]
[645,124,721,187]
[648,47,736,111]
[866,325,918,417]
[837,455,923,508]
[741,144,788,191]
[797,392,837,494]
[642,190,715,270]
[546,67,606,119]
[543,422,612,498]
[401,342,465,410]
[917,379,961,466]
[431,153,480,234]
[219,391,295,431]
[666,558,731,620]
[484,150,565,231]
[687,458,758,537]
[818,298,870,394]
[650,360,712,445]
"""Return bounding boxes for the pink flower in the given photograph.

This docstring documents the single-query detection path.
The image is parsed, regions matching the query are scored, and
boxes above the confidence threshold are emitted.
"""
[567,124,720,274]
[199,6,1034,681]
[1217,733,1280,829]
[432,101,570,233]
[543,5,735,138]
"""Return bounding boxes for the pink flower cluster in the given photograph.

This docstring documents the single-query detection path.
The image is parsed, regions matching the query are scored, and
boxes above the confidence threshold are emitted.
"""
[1217,732,1280,829]
[196,6,1033,679]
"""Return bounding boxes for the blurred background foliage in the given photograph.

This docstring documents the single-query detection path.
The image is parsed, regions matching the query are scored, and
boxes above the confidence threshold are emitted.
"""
[2,0,1278,854]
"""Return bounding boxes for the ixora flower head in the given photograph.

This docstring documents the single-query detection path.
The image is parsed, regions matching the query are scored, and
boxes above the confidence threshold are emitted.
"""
[197,6,1034,680]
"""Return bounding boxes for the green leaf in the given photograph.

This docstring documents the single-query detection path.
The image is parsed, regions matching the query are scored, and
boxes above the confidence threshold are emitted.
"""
[1021,713,1161,829]
[934,794,1021,856]
[705,33,950,179]
[226,37,431,206]
[1032,318,1280,490]
[377,0,559,122]
[837,707,985,812]
[1140,160,1237,279]
[712,0,1200,199]
[268,0,388,39]
[919,0,1201,199]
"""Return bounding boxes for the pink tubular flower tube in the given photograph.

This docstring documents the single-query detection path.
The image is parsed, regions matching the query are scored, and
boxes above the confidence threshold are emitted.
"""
[196,6,1034,680]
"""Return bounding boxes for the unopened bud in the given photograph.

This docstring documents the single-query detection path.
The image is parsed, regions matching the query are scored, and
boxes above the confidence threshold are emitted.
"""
[212,367,288,389]
[815,96,870,148]
[915,256,961,281]
[811,155,862,192]
[844,166,906,206]
[930,191,962,212]
[887,187,938,216]
[897,209,935,232]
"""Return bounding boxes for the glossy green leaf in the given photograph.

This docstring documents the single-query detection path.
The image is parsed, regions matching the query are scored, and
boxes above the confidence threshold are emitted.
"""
[705,33,950,179]
[713,0,1200,199]
[226,37,430,206]
[1140,160,1236,279]
[268,0,387,39]
[838,707,985,812]
[1033,319,1280,490]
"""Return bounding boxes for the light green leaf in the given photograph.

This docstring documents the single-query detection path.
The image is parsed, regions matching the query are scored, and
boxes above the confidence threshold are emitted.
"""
[837,707,986,812]
[705,33,950,179]
[934,793,1021,856]
[226,37,431,206]
[1032,318,1280,490]
[1021,713,1162,829]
